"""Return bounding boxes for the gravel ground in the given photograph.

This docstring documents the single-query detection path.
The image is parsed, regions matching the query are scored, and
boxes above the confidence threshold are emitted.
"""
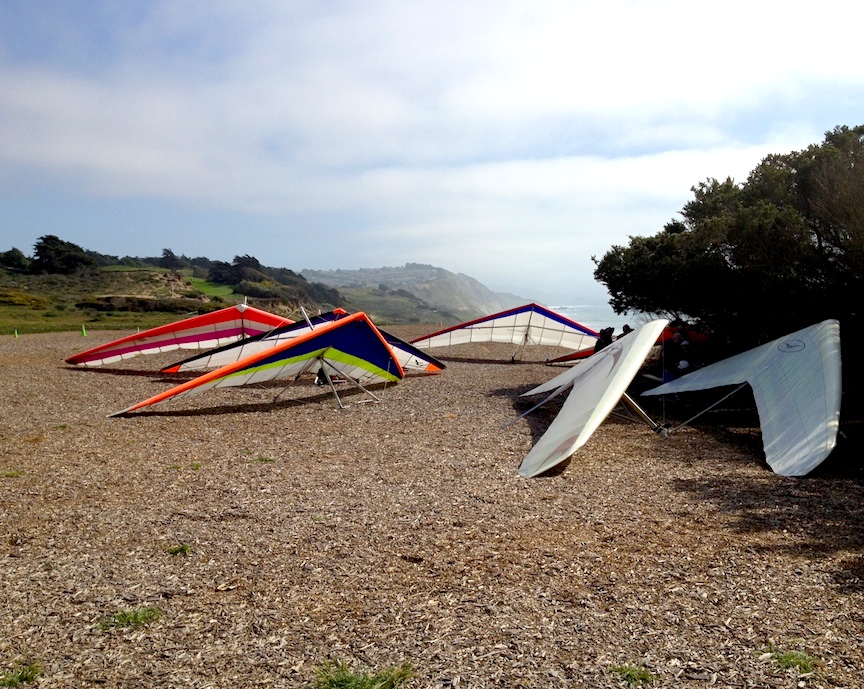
[2,329,863,688]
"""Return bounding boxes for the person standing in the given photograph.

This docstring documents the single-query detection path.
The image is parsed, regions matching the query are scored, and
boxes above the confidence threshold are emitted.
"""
[660,331,687,382]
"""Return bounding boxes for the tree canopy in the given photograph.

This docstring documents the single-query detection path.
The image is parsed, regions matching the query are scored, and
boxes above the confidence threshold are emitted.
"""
[593,125,864,353]
[30,235,99,274]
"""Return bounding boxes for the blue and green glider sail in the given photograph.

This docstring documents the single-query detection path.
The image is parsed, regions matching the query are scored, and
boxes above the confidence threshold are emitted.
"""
[109,312,404,416]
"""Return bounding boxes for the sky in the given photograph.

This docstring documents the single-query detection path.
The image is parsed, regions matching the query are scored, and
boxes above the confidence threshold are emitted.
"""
[1,1,863,306]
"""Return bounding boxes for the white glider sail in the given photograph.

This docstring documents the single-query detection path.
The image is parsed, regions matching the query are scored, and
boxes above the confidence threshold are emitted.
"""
[410,303,598,359]
[642,319,842,477]
[517,319,669,478]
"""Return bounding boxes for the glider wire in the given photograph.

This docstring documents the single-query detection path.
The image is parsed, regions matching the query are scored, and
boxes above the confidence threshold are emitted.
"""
[501,383,572,430]
[273,357,321,402]
[663,383,749,434]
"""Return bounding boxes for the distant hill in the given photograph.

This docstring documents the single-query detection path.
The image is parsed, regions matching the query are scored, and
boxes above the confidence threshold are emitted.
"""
[1,236,529,332]
[302,263,524,320]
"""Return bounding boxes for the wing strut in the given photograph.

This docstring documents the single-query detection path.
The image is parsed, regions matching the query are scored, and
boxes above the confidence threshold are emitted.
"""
[272,357,319,402]
[620,392,668,437]
[318,356,382,409]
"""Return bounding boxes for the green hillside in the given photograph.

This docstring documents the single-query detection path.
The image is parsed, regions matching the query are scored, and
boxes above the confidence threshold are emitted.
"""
[0,237,508,335]
[0,266,250,335]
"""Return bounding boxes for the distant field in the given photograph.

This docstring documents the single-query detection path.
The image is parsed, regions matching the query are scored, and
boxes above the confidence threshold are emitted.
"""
[0,304,186,336]
[186,276,235,298]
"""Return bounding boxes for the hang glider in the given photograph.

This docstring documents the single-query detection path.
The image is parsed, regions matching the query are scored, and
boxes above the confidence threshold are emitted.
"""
[516,319,669,478]
[65,304,291,367]
[160,309,348,373]
[410,303,598,360]
[642,319,842,477]
[161,309,445,375]
[109,311,405,416]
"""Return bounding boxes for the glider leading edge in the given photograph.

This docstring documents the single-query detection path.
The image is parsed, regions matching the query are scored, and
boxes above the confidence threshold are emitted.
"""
[517,319,669,478]
[643,319,842,477]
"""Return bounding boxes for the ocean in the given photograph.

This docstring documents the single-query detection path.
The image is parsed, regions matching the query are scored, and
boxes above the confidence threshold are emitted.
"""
[551,303,644,336]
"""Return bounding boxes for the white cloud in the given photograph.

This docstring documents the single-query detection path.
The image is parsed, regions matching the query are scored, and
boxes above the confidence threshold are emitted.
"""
[1,0,862,303]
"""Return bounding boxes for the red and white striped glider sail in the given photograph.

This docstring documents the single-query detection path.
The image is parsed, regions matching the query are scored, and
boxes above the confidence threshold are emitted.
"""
[65,304,291,367]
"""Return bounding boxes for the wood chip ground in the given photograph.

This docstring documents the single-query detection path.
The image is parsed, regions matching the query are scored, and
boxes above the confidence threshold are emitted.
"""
[1,329,863,688]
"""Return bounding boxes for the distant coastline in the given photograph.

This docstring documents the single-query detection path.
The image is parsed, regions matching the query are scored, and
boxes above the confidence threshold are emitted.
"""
[552,304,642,335]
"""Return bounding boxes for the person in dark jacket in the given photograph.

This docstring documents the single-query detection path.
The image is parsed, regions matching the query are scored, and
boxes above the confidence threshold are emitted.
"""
[593,327,615,354]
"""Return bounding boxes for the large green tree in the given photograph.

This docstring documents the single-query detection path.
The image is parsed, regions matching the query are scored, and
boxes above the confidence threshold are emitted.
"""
[594,125,864,351]
[30,235,99,274]
[0,247,30,271]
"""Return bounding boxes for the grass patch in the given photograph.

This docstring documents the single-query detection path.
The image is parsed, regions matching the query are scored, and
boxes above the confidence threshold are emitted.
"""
[166,544,191,556]
[190,463,202,470]
[99,606,162,631]
[250,456,275,464]
[760,641,819,674]
[0,660,41,687]
[187,276,236,298]
[610,663,656,686]
[773,649,818,672]
[0,288,50,309]
[1,471,22,478]
[307,658,414,689]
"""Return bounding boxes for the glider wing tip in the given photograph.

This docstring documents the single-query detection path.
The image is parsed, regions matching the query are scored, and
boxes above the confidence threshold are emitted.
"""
[518,464,544,478]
